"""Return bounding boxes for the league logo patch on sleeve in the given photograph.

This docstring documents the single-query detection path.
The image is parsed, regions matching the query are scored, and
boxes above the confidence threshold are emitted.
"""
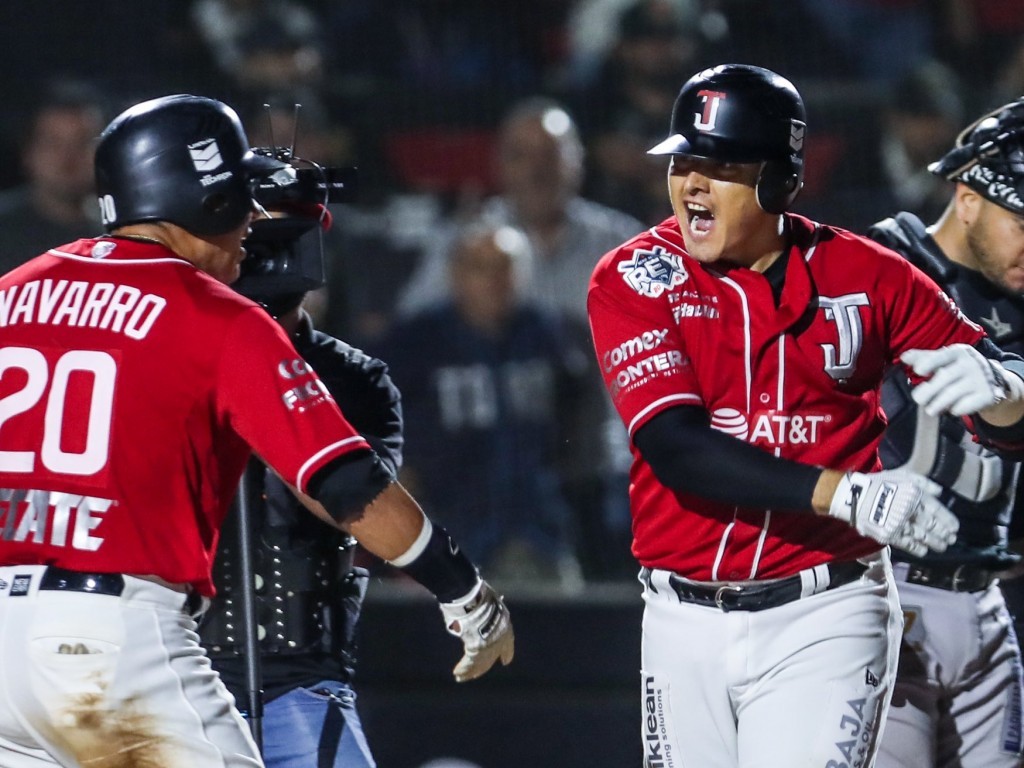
[618,246,687,298]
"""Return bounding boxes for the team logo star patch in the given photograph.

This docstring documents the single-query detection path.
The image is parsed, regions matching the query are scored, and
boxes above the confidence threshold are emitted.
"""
[618,246,688,298]
[981,307,1012,339]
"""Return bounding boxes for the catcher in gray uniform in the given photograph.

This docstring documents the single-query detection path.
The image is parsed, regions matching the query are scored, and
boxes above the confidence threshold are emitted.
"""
[868,98,1024,768]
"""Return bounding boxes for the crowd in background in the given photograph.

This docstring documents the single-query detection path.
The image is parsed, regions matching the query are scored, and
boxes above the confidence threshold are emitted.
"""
[2,0,1024,589]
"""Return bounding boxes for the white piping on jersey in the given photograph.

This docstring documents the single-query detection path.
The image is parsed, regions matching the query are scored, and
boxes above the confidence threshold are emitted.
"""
[749,510,769,578]
[802,225,822,263]
[706,274,751,574]
[627,393,701,436]
[716,274,753,413]
[49,249,194,267]
[649,227,673,249]
[711,516,733,580]
[296,436,370,492]
[747,335,790,577]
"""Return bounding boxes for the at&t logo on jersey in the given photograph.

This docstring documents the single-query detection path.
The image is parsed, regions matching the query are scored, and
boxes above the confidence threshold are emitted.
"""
[710,407,829,446]
[618,246,687,298]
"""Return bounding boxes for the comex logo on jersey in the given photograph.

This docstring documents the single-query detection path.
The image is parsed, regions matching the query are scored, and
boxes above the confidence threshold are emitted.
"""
[603,328,688,397]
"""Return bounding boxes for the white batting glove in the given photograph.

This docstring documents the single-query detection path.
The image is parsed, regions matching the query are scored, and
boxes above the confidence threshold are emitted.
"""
[439,579,514,683]
[902,345,1024,416]
[828,469,959,557]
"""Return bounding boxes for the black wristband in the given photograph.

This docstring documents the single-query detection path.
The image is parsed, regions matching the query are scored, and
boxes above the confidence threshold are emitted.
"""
[395,523,479,603]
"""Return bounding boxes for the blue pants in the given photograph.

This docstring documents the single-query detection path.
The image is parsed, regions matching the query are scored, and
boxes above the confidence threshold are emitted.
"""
[260,681,375,768]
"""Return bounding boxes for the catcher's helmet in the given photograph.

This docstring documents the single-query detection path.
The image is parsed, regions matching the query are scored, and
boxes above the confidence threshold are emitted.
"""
[649,63,807,214]
[929,98,1024,215]
[94,94,287,235]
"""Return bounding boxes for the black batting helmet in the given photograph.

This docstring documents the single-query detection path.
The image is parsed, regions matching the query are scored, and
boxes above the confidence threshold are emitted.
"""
[649,63,807,214]
[94,94,287,235]
[929,98,1024,216]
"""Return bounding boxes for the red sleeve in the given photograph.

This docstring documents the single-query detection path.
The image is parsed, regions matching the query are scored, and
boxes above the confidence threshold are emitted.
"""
[587,247,701,437]
[216,308,370,493]
[884,254,986,361]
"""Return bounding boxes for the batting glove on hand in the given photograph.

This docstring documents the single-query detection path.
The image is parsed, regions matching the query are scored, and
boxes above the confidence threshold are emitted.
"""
[828,469,959,557]
[439,579,514,683]
[902,345,1024,417]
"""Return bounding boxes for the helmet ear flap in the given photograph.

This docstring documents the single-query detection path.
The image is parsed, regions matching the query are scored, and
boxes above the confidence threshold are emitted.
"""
[203,192,230,217]
[756,159,802,214]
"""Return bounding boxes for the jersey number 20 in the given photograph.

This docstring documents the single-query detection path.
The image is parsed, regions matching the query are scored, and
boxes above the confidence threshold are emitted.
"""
[0,346,115,476]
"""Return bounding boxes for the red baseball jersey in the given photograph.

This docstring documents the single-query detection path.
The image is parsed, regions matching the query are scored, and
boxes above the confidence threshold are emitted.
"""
[0,237,370,595]
[588,214,985,580]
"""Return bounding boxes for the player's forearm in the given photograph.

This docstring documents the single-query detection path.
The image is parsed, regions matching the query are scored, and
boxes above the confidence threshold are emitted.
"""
[977,398,1024,428]
[811,468,844,515]
[343,480,427,561]
[293,478,424,560]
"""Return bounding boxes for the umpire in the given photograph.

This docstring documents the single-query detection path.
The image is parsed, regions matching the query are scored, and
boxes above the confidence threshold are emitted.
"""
[202,192,399,766]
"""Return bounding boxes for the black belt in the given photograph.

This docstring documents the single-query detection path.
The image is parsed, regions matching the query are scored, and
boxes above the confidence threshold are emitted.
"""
[38,566,204,614]
[900,563,996,593]
[645,561,869,612]
[40,566,124,596]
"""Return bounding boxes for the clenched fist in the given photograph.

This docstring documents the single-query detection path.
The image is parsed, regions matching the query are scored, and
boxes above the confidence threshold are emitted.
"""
[439,579,515,683]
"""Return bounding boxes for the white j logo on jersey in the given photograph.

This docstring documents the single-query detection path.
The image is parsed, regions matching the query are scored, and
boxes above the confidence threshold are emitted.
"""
[820,293,869,382]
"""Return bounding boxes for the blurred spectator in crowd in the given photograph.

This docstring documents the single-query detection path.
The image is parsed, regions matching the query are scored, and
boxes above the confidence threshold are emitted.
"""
[571,0,711,224]
[943,0,1024,111]
[190,0,325,100]
[798,59,965,232]
[988,35,1024,110]
[0,79,105,275]
[324,1,547,100]
[875,60,966,225]
[374,223,601,588]
[566,0,683,89]
[395,97,642,327]
[794,0,936,86]
[391,99,642,572]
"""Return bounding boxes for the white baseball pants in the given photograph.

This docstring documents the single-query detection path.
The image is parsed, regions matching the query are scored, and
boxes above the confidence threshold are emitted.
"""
[640,551,902,768]
[0,565,262,767]
[875,568,1024,768]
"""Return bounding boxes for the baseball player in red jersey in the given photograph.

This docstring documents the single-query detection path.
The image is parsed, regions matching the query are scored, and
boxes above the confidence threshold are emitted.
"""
[0,95,513,768]
[587,64,1024,768]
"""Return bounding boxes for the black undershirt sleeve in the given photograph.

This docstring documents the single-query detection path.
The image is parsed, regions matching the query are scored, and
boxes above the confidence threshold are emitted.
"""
[306,449,395,523]
[632,405,823,511]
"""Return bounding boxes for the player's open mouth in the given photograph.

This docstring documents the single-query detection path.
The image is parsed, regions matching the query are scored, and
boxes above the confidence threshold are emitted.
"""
[686,203,714,235]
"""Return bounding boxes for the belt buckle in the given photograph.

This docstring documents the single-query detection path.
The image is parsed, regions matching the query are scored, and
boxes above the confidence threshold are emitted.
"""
[715,584,743,612]
[951,564,967,592]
